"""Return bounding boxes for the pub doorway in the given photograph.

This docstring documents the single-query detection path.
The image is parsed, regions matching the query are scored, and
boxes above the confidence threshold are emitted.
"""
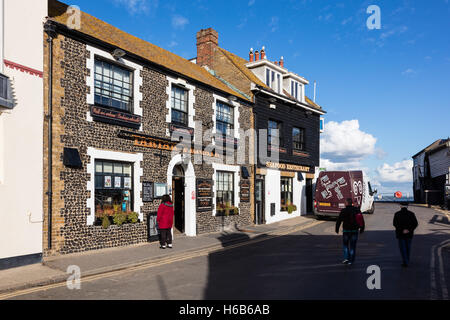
[306,178,313,214]
[172,165,185,234]
[255,175,265,225]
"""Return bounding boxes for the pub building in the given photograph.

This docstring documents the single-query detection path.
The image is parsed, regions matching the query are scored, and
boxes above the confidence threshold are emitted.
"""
[195,28,326,225]
[42,0,254,256]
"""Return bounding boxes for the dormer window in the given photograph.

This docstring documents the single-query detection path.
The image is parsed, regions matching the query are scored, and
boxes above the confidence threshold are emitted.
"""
[266,68,282,93]
[291,81,298,100]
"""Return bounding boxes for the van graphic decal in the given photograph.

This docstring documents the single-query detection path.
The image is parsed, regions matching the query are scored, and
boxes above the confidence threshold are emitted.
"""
[320,175,348,200]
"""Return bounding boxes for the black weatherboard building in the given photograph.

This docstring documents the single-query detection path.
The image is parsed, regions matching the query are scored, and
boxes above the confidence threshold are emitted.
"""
[195,28,326,225]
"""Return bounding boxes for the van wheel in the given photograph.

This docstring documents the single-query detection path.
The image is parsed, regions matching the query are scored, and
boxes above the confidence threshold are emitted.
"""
[368,203,375,215]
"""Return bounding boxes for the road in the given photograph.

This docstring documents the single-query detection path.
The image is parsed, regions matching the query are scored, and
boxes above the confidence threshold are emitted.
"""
[5,203,450,300]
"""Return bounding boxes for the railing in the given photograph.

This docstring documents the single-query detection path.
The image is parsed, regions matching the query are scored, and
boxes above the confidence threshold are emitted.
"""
[375,193,414,202]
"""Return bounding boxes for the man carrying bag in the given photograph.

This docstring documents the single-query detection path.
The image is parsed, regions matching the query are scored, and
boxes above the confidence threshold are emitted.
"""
[336,198,365,266]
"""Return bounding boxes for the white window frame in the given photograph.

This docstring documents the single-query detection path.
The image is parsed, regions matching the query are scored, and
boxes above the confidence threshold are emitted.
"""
[165,76,196,135]
[86,45,143,129]
[86,148,143,225]
[212,93,240,140]
[212,163,240,217]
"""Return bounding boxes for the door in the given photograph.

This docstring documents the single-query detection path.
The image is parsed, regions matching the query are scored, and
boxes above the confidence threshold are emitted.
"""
[173,177,185,233]
[255,178,265,224]
[306,178,313,214]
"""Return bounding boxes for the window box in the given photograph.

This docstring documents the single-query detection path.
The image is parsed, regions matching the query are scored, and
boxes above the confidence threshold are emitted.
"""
[94,211,141,229]
[216,206,240,216]
[281,204,298,214]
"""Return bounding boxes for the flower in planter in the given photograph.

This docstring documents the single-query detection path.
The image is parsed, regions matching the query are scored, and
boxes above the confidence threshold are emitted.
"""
[127,212,139,224]
[101,215,111,229]
[287,204,298,214]
[113,212,127,226]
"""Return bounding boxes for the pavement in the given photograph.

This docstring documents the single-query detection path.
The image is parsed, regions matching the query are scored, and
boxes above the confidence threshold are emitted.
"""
[0,214,318,295]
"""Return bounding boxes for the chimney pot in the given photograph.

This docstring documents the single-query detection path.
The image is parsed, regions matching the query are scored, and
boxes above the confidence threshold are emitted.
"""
[261,46,266,60]
[249,48,254,62]
[280,56,284,68]
[255,50,260,61]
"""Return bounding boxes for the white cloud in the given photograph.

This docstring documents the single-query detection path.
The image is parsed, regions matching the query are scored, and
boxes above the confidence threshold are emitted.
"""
[376,160,413,183]
[172,15,189,29]
[167,40,178,48]
[113,0,154,15]
[319,158,364,171]
[341,17,352,25]
[402,68,416,76]
[321,120,377,162]
[248,0,256,6]
[269,16,279,32]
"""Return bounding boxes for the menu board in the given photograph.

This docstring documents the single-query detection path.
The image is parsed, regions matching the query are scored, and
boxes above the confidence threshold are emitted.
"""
[196,179,213,212]
[240,180,250,202]
[142,182,154,202]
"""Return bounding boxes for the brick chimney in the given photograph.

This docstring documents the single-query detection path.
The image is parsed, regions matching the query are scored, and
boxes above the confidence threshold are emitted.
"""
[261,46,266,60]
[196,28,219,68]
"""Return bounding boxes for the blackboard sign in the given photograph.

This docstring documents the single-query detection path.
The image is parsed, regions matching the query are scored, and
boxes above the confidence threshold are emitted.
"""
[197,179,213,212]
[240,179,250,202]
[142,182,154,202]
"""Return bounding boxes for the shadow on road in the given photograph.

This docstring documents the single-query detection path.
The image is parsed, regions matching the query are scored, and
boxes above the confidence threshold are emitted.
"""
[202,229,450,300]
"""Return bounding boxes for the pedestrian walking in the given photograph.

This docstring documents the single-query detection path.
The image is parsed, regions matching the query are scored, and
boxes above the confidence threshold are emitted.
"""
[335,198,365,265]
[393,202,418,268]
[157,195,175,249]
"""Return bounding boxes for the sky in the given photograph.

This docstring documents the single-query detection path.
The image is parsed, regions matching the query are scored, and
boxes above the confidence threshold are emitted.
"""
[68,0,450,196]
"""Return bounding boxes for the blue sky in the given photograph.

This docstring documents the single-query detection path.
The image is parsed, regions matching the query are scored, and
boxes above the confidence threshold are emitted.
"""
[69,0,450,195]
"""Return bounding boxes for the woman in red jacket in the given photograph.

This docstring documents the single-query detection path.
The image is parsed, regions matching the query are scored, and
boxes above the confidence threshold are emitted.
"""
[157,195,174,249]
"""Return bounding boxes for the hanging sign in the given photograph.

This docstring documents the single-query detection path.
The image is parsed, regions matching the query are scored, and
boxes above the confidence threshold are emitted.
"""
[240,180,250,202]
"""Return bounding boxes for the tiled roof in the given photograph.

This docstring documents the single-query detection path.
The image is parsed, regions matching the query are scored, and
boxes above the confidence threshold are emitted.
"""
[48,0,249,102]
[413,138,450,157]
[216,48,323,111]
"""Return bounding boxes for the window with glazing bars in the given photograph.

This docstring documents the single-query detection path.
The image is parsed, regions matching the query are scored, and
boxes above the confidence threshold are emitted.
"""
[280,177,293,207]
[94,59,133,112]
[171,85,188,126]
[216,102,234,136]
[268,120,283,146]
[216,171,234,209]
[94,160,133,218]
[292,127,305,151]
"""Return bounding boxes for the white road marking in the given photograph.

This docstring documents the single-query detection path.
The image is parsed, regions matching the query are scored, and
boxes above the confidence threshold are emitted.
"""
[430,239,450,300]
[0,220,325,300]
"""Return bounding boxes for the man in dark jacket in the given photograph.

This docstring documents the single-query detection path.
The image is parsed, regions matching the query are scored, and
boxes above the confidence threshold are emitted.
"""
[393,202,418,267]
[336,198,365,265]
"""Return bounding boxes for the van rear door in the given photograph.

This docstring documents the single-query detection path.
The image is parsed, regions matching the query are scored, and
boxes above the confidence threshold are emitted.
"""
[315,171,352,215]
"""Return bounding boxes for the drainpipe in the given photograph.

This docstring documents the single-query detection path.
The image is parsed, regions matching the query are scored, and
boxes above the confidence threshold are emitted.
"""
[0,0,4,74]
[44,22,57,250]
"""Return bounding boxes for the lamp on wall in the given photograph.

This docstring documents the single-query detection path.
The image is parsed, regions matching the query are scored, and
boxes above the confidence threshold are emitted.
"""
[228,95,237,102]
[112,48,126,60]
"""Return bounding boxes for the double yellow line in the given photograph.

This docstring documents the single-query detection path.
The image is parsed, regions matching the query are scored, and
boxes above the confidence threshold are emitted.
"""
[0,220,324,300]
